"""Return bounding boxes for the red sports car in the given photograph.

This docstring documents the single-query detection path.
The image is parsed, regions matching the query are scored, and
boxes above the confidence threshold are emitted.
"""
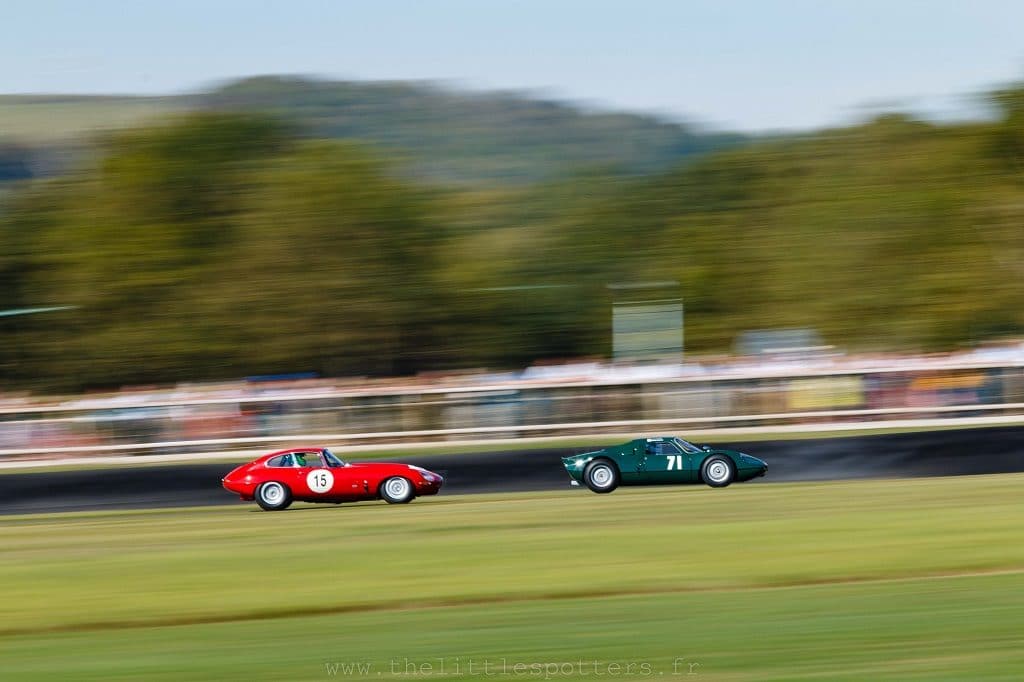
[222,446,443,511]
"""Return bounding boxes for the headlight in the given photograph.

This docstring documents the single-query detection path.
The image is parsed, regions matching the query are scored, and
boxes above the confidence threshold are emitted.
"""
[408,465,438,481]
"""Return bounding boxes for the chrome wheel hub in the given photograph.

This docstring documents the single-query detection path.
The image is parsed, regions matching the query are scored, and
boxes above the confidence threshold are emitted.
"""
[263,483,283,503]
[591,466,613,487]
[386,478,410,497]
[707,461,729,482]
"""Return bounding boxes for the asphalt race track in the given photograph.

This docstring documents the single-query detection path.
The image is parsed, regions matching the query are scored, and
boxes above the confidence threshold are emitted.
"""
[2,426,1024,515]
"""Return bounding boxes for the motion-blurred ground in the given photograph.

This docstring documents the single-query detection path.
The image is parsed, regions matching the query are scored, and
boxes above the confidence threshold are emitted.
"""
[3,477,1024,680]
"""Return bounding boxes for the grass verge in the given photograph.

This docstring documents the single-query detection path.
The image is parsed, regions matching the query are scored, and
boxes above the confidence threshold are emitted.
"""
[1,475,1023,678]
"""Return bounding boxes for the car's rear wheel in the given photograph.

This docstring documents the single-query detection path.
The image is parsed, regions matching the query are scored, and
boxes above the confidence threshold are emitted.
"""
[583,460,619,493]
[701,456,735,488]
[380,476,414,504]
[255,481,292,511]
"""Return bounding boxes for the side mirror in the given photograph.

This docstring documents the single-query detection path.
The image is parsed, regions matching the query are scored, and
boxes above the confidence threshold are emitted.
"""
[701,444,712,451]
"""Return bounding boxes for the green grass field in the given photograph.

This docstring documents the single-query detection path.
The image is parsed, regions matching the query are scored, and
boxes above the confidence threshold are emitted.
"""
[2,475,1024,680]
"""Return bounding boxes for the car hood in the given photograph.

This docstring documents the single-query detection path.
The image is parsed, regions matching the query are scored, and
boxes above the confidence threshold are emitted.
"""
[710,449,766,466]
[349,462,442,474]
[562,450,602,464]
[707,448,744,457]
[346,461,412,470]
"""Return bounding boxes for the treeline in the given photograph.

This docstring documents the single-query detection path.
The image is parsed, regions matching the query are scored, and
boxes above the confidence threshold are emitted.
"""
[1,115,454,388]
[3,84,1024,391]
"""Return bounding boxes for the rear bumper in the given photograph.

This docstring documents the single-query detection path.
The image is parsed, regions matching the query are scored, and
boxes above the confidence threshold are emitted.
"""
[222,477,255,500]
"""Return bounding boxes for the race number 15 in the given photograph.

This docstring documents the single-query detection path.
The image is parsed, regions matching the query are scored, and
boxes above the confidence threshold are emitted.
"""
[307,469,334,494]
[666,455,684,470]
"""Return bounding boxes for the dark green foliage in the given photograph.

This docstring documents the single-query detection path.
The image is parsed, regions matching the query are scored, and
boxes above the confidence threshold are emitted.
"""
[4,90,1024,391]
[455,111,1024,356]
[989,84,1024,175]
[0,114,449,389]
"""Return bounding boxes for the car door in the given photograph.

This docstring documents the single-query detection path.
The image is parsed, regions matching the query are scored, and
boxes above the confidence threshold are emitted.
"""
[321,449,369,499]
[637,439,689,484]
[674,439,704,483]
[295,451,347,499]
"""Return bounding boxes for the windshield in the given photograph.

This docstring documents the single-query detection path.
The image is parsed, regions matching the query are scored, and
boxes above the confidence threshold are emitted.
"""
[322,449,347,467]
[672,438,703,454]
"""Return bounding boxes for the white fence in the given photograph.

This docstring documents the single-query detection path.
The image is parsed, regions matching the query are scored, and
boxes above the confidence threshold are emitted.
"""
[2,360,1023,460]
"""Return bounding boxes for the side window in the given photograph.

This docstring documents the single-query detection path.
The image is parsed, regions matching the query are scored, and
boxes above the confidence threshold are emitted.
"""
[654,442,682,455]
[300,452,326,468]
[266,452,326,468]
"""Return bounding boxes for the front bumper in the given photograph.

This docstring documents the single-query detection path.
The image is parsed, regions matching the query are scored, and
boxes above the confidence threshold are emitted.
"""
[738,463,767,481]
[414,474,444,496]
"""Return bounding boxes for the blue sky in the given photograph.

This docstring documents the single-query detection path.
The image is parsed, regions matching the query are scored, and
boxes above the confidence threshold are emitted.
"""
[5,0,1024,131]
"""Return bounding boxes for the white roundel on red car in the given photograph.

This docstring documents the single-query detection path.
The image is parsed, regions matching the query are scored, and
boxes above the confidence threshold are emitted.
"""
[306,468,334,494]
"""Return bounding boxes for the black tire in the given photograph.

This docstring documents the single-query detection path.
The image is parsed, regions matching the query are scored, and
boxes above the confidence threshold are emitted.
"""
[583,459,620,494]
[380,476,414,504]
[701,456,735,488]
[255,481,292,511]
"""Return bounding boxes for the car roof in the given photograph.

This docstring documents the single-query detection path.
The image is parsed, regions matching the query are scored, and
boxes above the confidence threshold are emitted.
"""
[257,446,328,461]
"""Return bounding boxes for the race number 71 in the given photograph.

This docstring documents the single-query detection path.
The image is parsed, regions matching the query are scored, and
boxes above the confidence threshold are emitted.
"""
[666,455,684,470]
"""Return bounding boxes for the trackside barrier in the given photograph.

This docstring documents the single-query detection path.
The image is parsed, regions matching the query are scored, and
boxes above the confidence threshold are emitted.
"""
[2,361,1023,459]
[2,404,1024,460]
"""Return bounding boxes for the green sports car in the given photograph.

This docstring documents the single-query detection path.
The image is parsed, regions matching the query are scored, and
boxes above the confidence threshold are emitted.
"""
[563,436,767,493]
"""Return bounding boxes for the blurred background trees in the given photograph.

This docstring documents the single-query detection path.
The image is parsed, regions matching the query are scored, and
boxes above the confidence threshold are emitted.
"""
[2,77,1024,391]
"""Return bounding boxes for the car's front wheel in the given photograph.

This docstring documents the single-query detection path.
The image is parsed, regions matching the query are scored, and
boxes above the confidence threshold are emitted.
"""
[255,481,292,511]
[701,456,735,488]
[583,460,619,493]
[380,476,414,504]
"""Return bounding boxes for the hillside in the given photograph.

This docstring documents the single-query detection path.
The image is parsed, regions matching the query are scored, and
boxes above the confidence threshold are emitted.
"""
[0,78,747,185]
[0,95,182,143]
[197,76,747,183]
